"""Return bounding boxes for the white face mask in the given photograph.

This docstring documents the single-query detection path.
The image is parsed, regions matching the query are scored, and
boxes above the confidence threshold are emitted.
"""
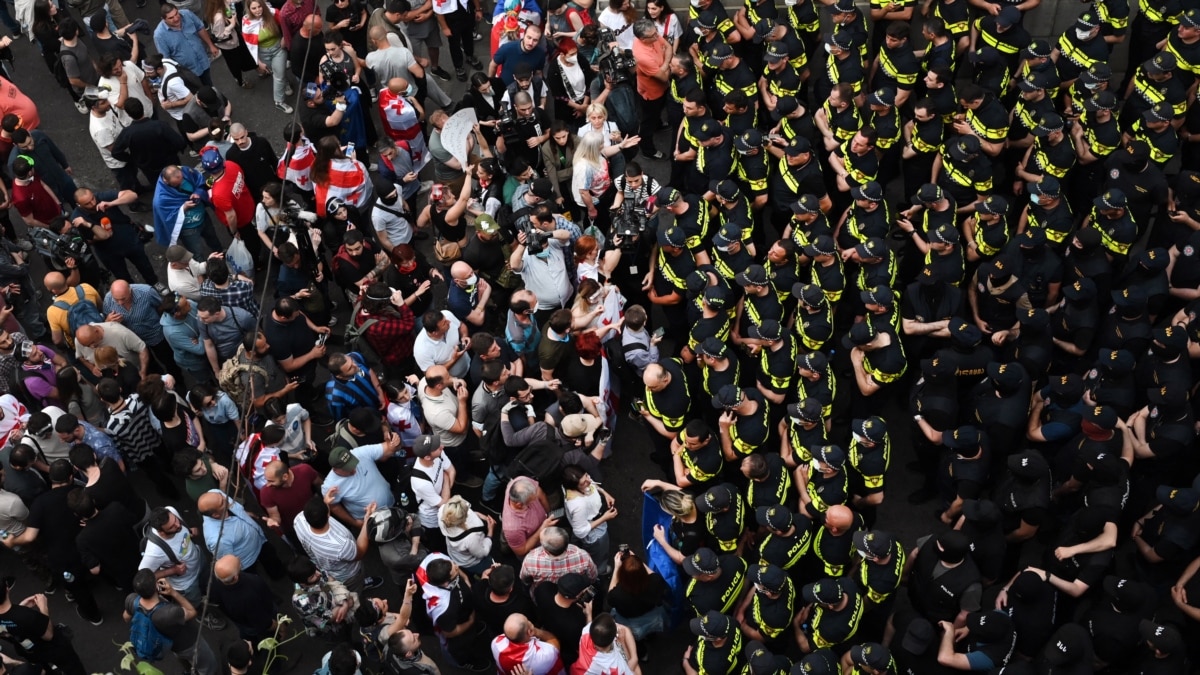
[811,459,823,473]
[716,244,731,253]
[824,42,833,54]
[465,274,478,286]
[690,0,701,7]
[1029,193,1042,206]
[405,83,416,97]
[856,549,869,559]
[694,26,704,36]
[1084,81,1100,90]
[1075,28,1092,40]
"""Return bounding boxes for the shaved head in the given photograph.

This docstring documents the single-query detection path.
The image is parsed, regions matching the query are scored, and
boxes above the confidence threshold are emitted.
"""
[214,554,241,583]
[44,272,66,294]
[74,325,100,347]
[504,614,533,643]
[197,492,227,517]
[824,505,854,532]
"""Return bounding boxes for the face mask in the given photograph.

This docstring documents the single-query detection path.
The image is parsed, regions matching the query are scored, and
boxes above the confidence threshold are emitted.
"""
[1029,193,1041,206]
[824,42,833,54]
[1084,81,1100,90]
[399,260,417,272]
[694,26,704,36]
[405,83,416,97]
[810,459,823,473]
[465,274,478,287]
[856,549,869,559]
[715,244,731,253]
[535,249,552,260]
[1075,28,1092,40]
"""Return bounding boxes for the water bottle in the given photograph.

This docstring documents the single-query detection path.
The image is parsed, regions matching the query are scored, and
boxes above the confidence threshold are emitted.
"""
[62,571,74,583]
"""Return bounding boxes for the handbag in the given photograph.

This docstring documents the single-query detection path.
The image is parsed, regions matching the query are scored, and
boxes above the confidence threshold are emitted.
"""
[434,236,462,263]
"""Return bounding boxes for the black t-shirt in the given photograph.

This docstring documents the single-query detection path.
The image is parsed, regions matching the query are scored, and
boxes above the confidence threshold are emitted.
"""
[27,485,83,570]
[209,572,277,640]
[77,502,141,589]
[86,456,144,517]
[473,580,536,636]
[433,580,475,633]
[606,573,668,618]
[508,108,551,164]
[532,583,588,665]
[264,314,318,377]
[687,554,746,616]
[298,102,338,144]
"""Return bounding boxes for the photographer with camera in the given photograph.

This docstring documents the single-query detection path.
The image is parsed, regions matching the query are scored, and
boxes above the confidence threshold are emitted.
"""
[509,216,574,328]
[496,91,551,172]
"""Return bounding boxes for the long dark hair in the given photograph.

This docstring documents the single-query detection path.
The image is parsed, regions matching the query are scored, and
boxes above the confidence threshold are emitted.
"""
[32,0,56,33]
[56,366,85,405]
[614,552,652,596]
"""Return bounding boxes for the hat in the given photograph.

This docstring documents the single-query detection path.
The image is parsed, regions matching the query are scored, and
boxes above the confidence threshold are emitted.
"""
[475,213,501,235]
[967,611,1012,642]
[165,245,192,264]
[1023,38,1052,59]
[793,283,827,308]
[764,41,789,63]
[1157,485,1200,513]
[787,399,824,424]
[697,484,735,514]
[752,562,788,593]
[975,195,1009,216]
[961,498,1001,524]
[831,0,855,12]
[1031,112,1065,137]
[529,178,555,200]
[1155,324,1188,353]
[928,222,960,245]
[1017,71,1052,92]
[1048,374,1084,404]
[561,413,602,439]
[303,82,323,100]
[1144,101,1173,123]
[693,118,724,143]
[802,235,837,258]
[852,530,895,559]
[1084,89,1118,112]
[702,286,728,311]
[860,285,893,307]
[784,135,812,156]
[853,237,887,260]
[798,351,827,373]
[749,319,782,342]
[326,196,347,214]
[900,617,935,654]
[1099,187,1123,208]
[791,194,822,215]
[948,135,981,162]
[996,5,1021,27]
[848,644,892,671]
[1148,382,1186,407]
[736,264,772,287]
[950,320,983,347]
[842,321,876,348]
[200,147,224,173]
[1139,620,1184,654]
[802,578,844,605]
[794,650,839,675]
[1137,247,1170,272]
[412,434,441,458]
[1122,140,1152,167]
[1087,404,1118,429]
[986,361,1023,392]
[657,225,685,248]
[1079,62,1112,85]
[936,530,971,562]
[713,223,742,248]
[1103,576,1146,612]
[696,336,729,359]
[1183,8,1200,28]
[746,642,789,675]
[913,183,944,204]
[773,96,799,119]
[715,180,741,202]
[1043,625,1091,666]
[1027,176,1061,198]
[968,46,1000,67]
[1007,451,1048,480]
[867,87,895,107]
[557,573,590,599]
[920,355,956,378]
[1010,570,1050,602]
[851,182,883,203]
[682,548,721,576]
[1017,228,1046,249]
[1063,278,1097,301]
[1097,348,1135,374]
[1075,10,1099,29]
[751,17,776,40]
[734,129,764,153]
[691,10,717,29]
[348,407,381,435]
[812,444,845,469]
[943,425,983,451]
[825,30,851,52]
[757,504,799,532]
[853,416,887,444]
[704,40,734,67]
[329,446,360,472]
[689,610,734,639]
[1145,51,1178,75]
[711,384,745,411]
[654,186,681,207]
[1018,307,1050,328]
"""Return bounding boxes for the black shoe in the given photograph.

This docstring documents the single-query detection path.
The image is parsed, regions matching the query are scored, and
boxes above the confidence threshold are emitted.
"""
[907,487,936,505]
[128,201,149,212]
[455,67,468,81]
[642,149,664,160]
[465,55,484,70]
[431,67,452,81]
[363,576,384,590]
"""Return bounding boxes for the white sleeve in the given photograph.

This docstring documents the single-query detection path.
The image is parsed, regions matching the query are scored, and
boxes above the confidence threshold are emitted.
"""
[564,496,593,540]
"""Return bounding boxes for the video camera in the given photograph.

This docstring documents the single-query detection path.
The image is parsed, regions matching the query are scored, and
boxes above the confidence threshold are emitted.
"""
[596,28,636,85]
[497,102,519,140]
[522,223,552,255]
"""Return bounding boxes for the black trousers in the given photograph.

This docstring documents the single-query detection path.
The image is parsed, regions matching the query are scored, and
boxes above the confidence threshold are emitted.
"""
[443,9,476,69]
[639,94,666,154]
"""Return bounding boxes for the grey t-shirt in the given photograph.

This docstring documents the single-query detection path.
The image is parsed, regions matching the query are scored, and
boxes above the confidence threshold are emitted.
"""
[197,306,256,360]
[364,44,417,85]
[428,130,461,184]
[60,41,99,92]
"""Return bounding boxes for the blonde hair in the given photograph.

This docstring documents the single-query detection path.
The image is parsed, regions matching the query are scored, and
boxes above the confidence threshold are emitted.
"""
[94,346,122,370]
[660,490,695,518]
[574,131,607,169]
[586,104,608,121]
[440,495,471,529]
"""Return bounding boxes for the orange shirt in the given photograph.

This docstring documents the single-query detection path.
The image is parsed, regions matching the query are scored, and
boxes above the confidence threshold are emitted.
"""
[632,35,670,101]
[0,79,39,130]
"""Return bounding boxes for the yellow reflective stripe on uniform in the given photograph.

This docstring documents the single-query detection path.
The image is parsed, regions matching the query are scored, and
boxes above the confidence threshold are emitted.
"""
[973,226,1002,257]
[657,248,687,290]
[879,50,918,85]
[1137,0,1167,23]
[761,339,797,390]
[1035,146,1072,179]
[1093,208,1131,256]
[812,594,864,648]
[976,18,1019,54]
[778,156,805,193]
[966,108,1006,142]
[935,4,967,34]
[752,594,791,639]
[911,133,938,154]
[863,360,902,383]
[1096,0,1127,29]
[1057,35,1100,71]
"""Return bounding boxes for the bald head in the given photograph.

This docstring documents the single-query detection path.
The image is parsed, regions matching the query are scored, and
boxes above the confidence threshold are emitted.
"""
[824,505,854,532]
[387,77,410,94]
[75,325,100,348]
[43,272,66,295]
[110,280,131,303]
[450,261,473,281]
[197,492,228,518]
[503,614,533,643]
[642,363,668,388]
[369,25,387,44]
[214,554,241,583]
[300,14,322,35]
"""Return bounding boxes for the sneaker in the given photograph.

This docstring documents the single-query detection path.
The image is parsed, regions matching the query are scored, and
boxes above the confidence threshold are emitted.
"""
[275,101,294,114]
[201,613,227,631]
[327,316,338,327]
[154,283,169,295]
[473,31,484,40]
[187,148,199,158]
[75,606,103,626]
[431,66,453,81]
[642,149,664,160]
[455,67,468,82]
[457,474,484,489]
[419,180,434,194]
[285,85,294,96]
[465,55,483,70]
[240,80,255,89]
[74,100,87,114]
[363,576,384,591]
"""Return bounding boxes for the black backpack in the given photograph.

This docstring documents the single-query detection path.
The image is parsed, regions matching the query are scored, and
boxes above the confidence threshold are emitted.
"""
[505,439,564,497]
[162,60,204,95]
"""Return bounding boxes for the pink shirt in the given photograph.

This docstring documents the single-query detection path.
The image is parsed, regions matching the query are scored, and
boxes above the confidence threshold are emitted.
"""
[502,477,547,552]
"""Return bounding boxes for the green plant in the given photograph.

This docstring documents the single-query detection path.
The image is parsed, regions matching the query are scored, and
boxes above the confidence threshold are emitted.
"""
[258,614,303,673]
[114,641,165,675]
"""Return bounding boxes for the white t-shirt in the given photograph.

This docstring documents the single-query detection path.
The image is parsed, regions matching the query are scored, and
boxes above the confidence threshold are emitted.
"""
[167,258,208,300]
[267,403,311,459]
[293,513,362,582]
[89,110,128,169]
[234,437,281,492]
[433,0,469,15]
[413,310,469,377]
[578,120,620,149]
[417,382,468,447]
[372,201,413,246]
[138,506,203,592]
[598,8,633,51]
[158,63,193,121]
[410,453,450,529]
[386,397,421,448]
[98,62,154,124]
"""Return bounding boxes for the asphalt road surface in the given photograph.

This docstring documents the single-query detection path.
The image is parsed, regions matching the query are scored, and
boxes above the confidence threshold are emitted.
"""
[0,13,938,674]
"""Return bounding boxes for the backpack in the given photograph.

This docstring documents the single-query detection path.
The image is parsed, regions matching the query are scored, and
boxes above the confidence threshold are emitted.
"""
[51,285,104,339]
[505,440,564,497]
[11,367,52,409]
[605,337,643,402]
[344,301,382,368]
[217,344,269,408]
[162,60,204,95]
[326,418,359,450]
[129,602,173,662]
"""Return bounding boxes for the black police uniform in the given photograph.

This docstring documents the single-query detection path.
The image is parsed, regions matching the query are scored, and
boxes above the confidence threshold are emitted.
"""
[746,454,791,512]
[808,510,864,578]
[687,554,748,615]
[759,520,813,571]
[727,389,773,458]
[907,535,982,623]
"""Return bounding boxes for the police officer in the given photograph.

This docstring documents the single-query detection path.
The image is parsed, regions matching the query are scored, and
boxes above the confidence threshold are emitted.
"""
[714,384,773,462]
[1018,111,1077,186]
[686,287,734,364]
[902,100,947,203]
[872,23,920,108]
[798,444,848,519]
[733,265,783,349]
[796,351,836,419]
[972,6,1030,72]
[995,450,1053,550]
[733,562,795,650]
[1062,62,1110,119]
[934,135,994,211]
[641,358,692,467]
[909,356,960,504]
[749,319,795,406]
[765,240,801,309]
[934,610,1018,671]
[846,238,896,301]
[696,336,742,406]
[694,483,748,555]
[970,362,1033,463]
[813,29,866,106]
[904,530,983,624]
[686,611,746,675]
[1020,176,1076,254]
[768,136,829,235]
[808,503,864,579]
[793,283,835,353]
[852,529,905,636]
[756,504,812,573]
[780,397,828,472]
[938,320,993,390]
[846,642,897,675]
[897,183,958,283]
[670,419,726,494]
[682,547,749,616]
[742,451,791,514]
[969,256,1031,337]
[1051,278,1100,366]
[936,426,990,525]
[648,224,698,342]
[1128,102,1180,169]
[1052,11,1110,86]
[760,42,804,116]
[795,577,865,654]
[803,236,847,309]
[835,183,891,257]
[1070,91,1121,197]
[953,83,1010,158]
[1005,228,1063,308]
[901,267,962,358]
[964,195,1011,264]
[844,321,908,405]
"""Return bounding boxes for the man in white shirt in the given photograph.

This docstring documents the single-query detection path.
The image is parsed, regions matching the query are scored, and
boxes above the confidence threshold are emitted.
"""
[417,366,484,488]
[97,52,154,122]
[573,614,639,675]
[371,179,412,251]
[138,506,228,631]
[293,489,382,593]
[74,321,150,379]
[85,91,133,189]
[409,434,454,543]
[150,56,195,122]
[165,245,209,300]
[413,309,470,379]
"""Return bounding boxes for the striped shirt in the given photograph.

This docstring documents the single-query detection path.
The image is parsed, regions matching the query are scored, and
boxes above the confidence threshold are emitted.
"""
[324,353,380,423]
[293,513,362,582]
[104,394,163,465]
[103,284,165,346]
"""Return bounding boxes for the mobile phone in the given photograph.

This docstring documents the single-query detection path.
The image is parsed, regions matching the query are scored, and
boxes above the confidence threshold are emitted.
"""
[577,586,596,603]
[316,333,328,347]
[634,399,647,413]
[652,327,665,339]
[618,543,630,554]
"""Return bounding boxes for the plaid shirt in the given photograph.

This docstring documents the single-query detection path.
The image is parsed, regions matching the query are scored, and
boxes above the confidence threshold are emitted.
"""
[200,279,259,317]
[518,544,598,593]
[356,307,415,367]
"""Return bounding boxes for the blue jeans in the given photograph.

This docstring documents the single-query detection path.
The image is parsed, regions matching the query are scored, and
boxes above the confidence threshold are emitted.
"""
[177,221,224,259]
[612,605,668,641]
[482,465,506,503]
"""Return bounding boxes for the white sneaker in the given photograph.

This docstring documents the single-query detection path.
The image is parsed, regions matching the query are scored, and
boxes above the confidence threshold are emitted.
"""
[275,101,294,114]
[74,100,88,114]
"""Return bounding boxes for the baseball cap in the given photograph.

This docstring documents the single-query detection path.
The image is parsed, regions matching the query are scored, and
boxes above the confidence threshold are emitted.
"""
[1087,404,1119,430]
[691,11,716,30]
[812,444,845,469]
[773,96,799,119]
[475,213,501,235]
[986,362,1024,393]
[1183,8,1200,28]
[790,194,822,215]
[900,617,935,654]
[1136,247,1169,272]
[859,285,893,307]
[1042,624,1091,666]
[793,283,826,308]
[920,355,955,378]
[751,562,788,594]
[1017,71,1052,92]
[1027,176,1061,197]
[961,498,1001,525]
[689,610,733,639]
[867,87,895,107]
[975,195,1009,216]
[1079,62,1112,85]
[948,135,981,161]
[802,235,837,258]
[787,399,824,424]
[702,286,728,311]
[801,578,844,605]
[696,484,735,513]
[913,183,944,205]
[696,336,729,359]
[1084,89,1117,112]
[853,416,887,444]
[657,225,685,248]
[764,41,789,63]
[711,384,744,410]
[1145,51,1178,75]
[853,237,886,260]
[736,264,772,287]
[1048,374,1084,405]
[713,223,742,248]
[704,41,734,68]
[529,178,555,200]
[949,320,983,347]
[1018,307,1050,328]
[412,434,441,458]
[734,129,764,153]
[693,118,724,142]
[851,182,883,203]
[1157,485,1200,513]
[841,321,876,348]
[1123,139,1152,166]
[1139,620,1184,655]
[1144,101,1173,123]
[848,644,892,671]
[557,573,590,599]
[329,446,360,472]
[942,426,983,451]
[1006,451,1048,480]
[967,611,1012,642]
[715,180,740,203]
[794,650,839,675]
[1148,383,1185,407]
[784,135,812,156]
[927,222,960,245]
[756,504,798,532]
[1075,10,1099,29]
[746,641,789,675]
[1154,324,1188,354]
[1030,112,1065,137]
[852,530,895,559]
[1097,348,1135,374]
[996,5,1021,27]
[968,46,1000,67]
[1063,278,1097,301]
[654,186,681,207]
[749,319,782,342]
[798,351,827,373]
[1023,38,1051,59]
[682,548,721,576]
[200,147,224,173]
[1103,576,1146,612]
